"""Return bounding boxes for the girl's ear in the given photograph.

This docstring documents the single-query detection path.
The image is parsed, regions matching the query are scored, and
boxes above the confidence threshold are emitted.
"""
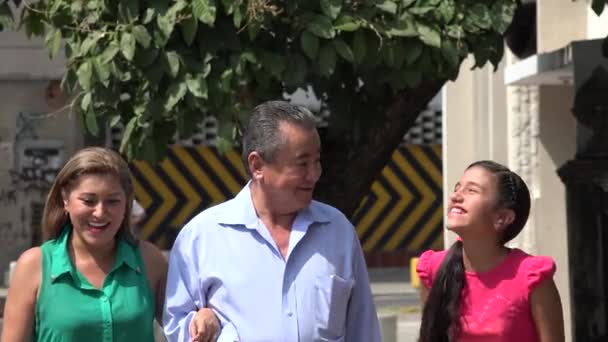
[494,209,515,231]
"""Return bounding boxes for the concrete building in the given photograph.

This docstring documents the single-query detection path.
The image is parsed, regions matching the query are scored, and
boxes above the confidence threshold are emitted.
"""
[0,26,83,284]
[443,1,608,341]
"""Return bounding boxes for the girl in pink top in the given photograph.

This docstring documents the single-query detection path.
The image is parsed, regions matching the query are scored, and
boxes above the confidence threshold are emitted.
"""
[416,161,564,342]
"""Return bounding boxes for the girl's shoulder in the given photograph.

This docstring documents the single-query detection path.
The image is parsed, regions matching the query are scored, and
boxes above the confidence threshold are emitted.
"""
[510,249,556,291]
[416,249,449,288]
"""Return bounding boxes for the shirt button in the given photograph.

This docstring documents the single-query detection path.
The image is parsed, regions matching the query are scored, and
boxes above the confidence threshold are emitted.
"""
[287,312,293,317]
[101,296,108,302]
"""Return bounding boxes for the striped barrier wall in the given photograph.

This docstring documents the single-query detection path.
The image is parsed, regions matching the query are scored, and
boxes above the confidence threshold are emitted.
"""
[131,145,443,254]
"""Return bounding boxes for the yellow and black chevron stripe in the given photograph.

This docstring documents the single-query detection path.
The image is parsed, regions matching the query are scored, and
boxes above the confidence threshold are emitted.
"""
[130,146,247,248]
[353,145,443,253]
[131,145,443,253]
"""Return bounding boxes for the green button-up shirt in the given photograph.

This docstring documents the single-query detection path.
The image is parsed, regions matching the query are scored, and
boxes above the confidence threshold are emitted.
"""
[35,227,155,341]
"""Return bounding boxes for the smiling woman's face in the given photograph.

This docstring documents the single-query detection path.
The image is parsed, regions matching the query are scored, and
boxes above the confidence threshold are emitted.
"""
[62,173,127,247]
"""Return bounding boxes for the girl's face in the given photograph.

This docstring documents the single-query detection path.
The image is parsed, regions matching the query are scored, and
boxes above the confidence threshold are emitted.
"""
[447,166,502,237]
[62,173,127,248]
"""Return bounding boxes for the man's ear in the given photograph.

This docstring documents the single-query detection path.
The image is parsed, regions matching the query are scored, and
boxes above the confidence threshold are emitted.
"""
[494,209,515,231]
[248,152,265,180]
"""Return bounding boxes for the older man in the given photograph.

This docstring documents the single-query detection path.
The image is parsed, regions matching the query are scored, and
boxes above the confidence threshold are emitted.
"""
[164,101,381,341]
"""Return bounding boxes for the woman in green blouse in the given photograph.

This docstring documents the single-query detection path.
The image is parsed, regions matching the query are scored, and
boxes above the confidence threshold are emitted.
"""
[1,147,219,342]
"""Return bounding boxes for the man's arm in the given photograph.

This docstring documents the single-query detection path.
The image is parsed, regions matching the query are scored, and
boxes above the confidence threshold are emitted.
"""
[163,226,207,342]
[344,233,382,342]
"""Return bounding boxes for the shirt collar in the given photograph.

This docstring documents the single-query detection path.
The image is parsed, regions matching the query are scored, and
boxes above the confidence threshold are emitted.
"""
[217,183,331,228]
[49,225,140,284]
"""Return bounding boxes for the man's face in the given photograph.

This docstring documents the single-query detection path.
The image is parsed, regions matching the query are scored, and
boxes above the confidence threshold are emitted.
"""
[258,122,322,214]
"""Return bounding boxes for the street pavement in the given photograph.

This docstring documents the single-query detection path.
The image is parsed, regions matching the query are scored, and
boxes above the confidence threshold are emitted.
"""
[1,267,421,341]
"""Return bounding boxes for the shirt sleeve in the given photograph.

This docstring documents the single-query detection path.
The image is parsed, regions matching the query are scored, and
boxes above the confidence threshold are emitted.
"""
[344,231,382,342]
[416,250,436,289]
[524,255,556,292]
[163,224,206,342]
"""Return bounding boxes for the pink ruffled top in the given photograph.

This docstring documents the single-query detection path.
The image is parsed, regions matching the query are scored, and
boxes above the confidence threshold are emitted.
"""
[416,248,555,342]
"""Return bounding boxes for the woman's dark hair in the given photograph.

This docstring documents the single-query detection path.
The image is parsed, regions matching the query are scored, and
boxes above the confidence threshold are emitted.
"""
[418,160,531,342]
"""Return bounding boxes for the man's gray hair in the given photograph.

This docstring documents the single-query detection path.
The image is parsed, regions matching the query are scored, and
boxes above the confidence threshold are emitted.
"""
[241,100,318,175]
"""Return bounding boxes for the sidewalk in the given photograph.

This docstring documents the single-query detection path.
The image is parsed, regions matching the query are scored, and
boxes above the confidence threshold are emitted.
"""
[369,267,421,342]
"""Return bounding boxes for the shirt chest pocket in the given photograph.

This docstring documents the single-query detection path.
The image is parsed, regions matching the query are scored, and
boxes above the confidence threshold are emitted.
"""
[314,274,354,341]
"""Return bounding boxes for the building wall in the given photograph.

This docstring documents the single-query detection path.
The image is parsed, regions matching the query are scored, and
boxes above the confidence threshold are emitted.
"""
[0,30,83,283]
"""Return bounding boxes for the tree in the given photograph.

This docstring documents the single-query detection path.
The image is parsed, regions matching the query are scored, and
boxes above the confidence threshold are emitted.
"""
[17,0,517,217]
[0,0,14,31]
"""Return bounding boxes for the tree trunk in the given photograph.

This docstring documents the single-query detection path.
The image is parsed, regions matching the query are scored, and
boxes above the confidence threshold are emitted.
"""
[315,80,445,219]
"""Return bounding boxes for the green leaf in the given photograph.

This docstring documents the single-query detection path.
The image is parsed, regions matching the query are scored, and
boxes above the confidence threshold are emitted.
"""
[132,25,152,48]
[491,0,516,34]
[193,0,217,26]
[110,115,122,127]
[120,32,136,61]
[333,38,354,62]
[334,14,360,32]
[186,73,208,98]
[441,39,460,69]
[165,80,188,111]
[45,29,62,59]
[319,43,337,76]
[77,60,93,90]
[119,0,140,22]
[387,17,417,37]
[260,51,285,78]
[233,5,244,28]
[80,33,103,56]
[120,117,137,154]
[320,0,342,20]
[403,39,423,65]
[49,0,63,16]
[467,3,492,30]
[376,1,397,14]
[101,42,120,64]
[93,57,111,83]
[22,10,45,38]
[382,44,401,68]
[84,109,99,137]
[179,13,198,46]
[306,15,335,39]
[446,25,464,39]
[417,23,441,48]
[301,30,320,59]
[409,7,435,16]
[163,51,180,78]
[436,0,455,23]
[220,69,233,92]
[353,30,366,64]
[156,8,176,44]
[592,0,606,16]
[142,8,155,24]
[81,92,92,111]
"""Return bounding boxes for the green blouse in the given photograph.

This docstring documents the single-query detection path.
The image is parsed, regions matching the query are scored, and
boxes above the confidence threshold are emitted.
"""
[35,228,155,341]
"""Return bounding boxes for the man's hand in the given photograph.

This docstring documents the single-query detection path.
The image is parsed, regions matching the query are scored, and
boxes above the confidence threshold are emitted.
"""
[189,308,220,342]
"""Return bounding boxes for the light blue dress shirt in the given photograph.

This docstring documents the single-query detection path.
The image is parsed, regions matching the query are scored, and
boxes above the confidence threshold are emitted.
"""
[163,184,381,342]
